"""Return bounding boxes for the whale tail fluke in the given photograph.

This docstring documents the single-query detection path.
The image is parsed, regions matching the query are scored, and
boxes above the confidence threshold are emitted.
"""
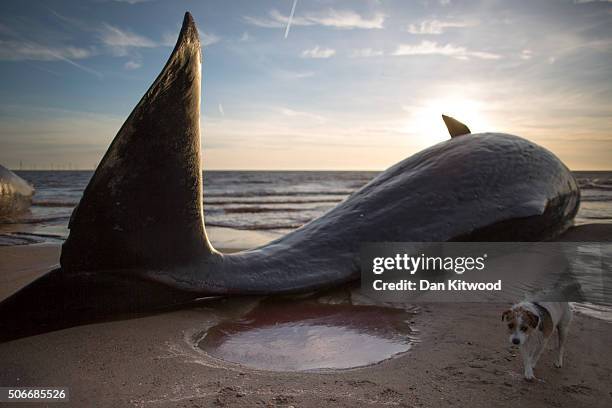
[61,12,214,273]
[442,114,471,138]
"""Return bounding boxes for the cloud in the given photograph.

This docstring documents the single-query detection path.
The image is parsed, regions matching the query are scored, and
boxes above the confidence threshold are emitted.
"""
[0,39,92,61]
[309,9,385,29]
[99,23,156,56]
[392,41,501,60]
[278,107,326,122]
[124,60,141,69]
[245,9,385,30]
[200,31,220,47]
[350,48,384,58]
[0,18,103,77]
[243,16,285,29]
[111,0,154,4]
[218,103,225,116]
[300,45,336,58]
[276,69,315,80]
[160,32,176,46]
[240,32,250,41]
[520,49,533,60]
[293,71,314,78]
[161,30,220,47]
[0,39,101,77]
[4,15,219,76]
[407,19,475,34]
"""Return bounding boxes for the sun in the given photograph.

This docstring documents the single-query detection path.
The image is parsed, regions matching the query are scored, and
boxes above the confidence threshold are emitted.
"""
[401,96,494,149]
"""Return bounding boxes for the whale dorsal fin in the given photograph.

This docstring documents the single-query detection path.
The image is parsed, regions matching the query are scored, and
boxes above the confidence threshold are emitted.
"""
[61,12,214,273]
[442,114,471,138]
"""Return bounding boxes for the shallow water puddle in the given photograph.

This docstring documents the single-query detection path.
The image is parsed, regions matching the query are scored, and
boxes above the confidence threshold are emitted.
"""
[197,298,417,371]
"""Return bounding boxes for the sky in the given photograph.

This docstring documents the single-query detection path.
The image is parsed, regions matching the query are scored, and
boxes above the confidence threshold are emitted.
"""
[0,0,611,170]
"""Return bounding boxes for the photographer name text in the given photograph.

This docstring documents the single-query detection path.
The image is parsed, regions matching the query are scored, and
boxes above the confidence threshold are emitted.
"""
[372,279,502,291]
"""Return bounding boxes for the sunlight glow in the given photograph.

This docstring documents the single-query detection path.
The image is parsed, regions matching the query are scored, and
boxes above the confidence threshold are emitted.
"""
[401,96,495,149]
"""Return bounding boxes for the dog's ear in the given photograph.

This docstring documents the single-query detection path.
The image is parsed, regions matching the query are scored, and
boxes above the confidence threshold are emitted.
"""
[501,309,512,321]
[524,311,539,328]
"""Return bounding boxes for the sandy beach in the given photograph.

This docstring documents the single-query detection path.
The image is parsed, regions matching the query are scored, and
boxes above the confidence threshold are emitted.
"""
[0,224,611,408]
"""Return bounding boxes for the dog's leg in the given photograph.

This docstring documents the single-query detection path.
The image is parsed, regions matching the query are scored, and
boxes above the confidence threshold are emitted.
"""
[532,337,545,367]
[555,323,569,368]
[520,346,535,381]
[555,307,572,368]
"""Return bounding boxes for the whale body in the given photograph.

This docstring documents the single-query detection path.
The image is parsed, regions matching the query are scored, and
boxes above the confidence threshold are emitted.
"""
[0,13,579,340]
[0,164,34,222]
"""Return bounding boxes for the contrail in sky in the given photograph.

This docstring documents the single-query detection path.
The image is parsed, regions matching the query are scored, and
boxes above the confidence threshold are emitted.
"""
[284,0,298,39]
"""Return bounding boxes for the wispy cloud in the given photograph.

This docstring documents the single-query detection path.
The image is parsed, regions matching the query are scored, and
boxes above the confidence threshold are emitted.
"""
[350,48,384,58]
[0,38,101,77]
[407,19,475,34]
[199,31,221,47]
[245,8,385,30]
[243,15,286,29]
[161,30,220,47]
[0,39,92,61]
[0,17,104,77]
[111,0,154,4]
[38,10,221,73]
[50,8,222,57]
[310,9,385,29]
[124,60,141,69]
[278,107,326,123]
[276,69,315,79]
[99,23,156,56]
[161,32,177,46]
[393,41,501,60]
[300,45,335,59]
[520,49,533,60]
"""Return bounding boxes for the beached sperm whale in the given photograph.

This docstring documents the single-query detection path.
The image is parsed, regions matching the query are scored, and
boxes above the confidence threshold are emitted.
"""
[0,164,34,222]
[0,13,579,340]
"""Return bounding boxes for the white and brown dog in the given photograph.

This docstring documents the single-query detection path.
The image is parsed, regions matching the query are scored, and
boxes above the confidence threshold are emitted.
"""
[502,302,572,381]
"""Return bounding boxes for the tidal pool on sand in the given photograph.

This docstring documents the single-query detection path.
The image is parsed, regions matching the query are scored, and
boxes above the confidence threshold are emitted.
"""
[197,298,417,371]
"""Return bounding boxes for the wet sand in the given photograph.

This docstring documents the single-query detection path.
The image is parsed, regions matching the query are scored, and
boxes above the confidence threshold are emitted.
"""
[0,243,59,299]
[0,224,611,407]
